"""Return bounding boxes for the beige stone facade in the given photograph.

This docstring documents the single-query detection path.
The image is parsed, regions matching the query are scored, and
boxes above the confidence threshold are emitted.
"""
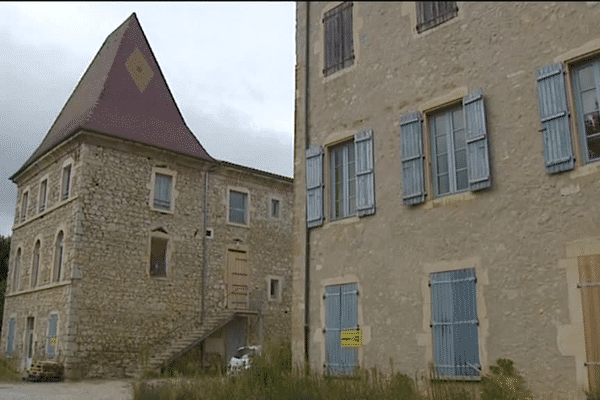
[293,2,600,399]
[2,13,292,378]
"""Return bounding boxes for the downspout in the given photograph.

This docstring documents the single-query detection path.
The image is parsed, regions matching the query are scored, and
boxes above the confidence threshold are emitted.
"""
[201,165,214,323]
[304,0,311,366]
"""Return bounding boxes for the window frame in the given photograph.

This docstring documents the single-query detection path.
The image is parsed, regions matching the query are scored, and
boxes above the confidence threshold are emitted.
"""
[12,248,21,292]
[269,197,281,220]
[429,105,469,198]
[330,140,357,221]
[323,1,354,77]
[31,239,41,288]
[149,231,170,278]
[572,59,600,165]
[149,167,177,214]
[227,187,250,227]
[53,231,64,283]
[267,276,282,302]
[38,177,48,213]
[20,188,29,223]
[61,163,72,202]
[416,1,458,33]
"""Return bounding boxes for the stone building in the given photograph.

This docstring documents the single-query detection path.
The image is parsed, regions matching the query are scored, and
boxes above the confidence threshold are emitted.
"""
[2,13,293,378]
[293,2,600,398]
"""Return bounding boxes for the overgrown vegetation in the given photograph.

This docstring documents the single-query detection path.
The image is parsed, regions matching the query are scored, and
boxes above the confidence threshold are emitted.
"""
[0,355,21,381]
[134,341,552,400]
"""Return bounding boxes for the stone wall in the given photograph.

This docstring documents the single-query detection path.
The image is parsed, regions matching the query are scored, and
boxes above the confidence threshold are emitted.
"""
[293,2,600,399]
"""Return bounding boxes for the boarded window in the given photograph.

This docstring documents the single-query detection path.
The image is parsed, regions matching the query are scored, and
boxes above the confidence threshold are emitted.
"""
[31,240,40,288]
[229,190,248,225]
[323,2,354,76]
[6,318,15,356]
[54,231,64,282]
[430,268,480,378]
[150,237,168,277]
[416,2,458,33]
[577,254,600,392]
[153,173,173,210]
[21,191,28,222]
[39,180,47,212]
[325,283,358,376]
[61,165,71,201]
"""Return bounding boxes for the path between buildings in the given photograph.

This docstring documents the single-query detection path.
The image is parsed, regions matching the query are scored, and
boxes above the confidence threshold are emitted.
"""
[0,379,134,400]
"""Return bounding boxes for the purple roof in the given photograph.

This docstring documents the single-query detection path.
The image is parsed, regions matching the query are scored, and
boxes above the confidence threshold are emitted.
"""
[12,13,213,180]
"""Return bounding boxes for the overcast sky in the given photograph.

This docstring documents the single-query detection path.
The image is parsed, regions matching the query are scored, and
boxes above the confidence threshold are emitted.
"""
[0,2,296,237]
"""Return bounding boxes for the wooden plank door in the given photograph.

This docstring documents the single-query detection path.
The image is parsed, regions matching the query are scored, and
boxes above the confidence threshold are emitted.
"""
[578,254,600,392]
[227,249,249,310]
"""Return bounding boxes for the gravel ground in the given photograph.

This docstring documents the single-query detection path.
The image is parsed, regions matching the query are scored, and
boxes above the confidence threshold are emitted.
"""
[0,379,134,400]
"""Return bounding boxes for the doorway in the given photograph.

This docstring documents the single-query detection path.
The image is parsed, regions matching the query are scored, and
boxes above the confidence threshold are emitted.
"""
[25,317,34,369]
[227,249,249,310]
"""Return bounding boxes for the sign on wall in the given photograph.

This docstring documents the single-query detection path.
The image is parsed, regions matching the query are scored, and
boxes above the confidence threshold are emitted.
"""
[341,329,362,347]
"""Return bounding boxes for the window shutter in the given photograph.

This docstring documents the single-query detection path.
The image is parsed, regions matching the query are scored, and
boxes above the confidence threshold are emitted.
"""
[463,89,491,191]
[355,130,375,217]
[324,12,335,74]
[400,111,426,205]
[340,283,358,375]
[306,146,324,228]
[47,314,58,358]
[341,2,354,67]
[7,318,15,356]
[536,63,575,173]
[325,286,341,375]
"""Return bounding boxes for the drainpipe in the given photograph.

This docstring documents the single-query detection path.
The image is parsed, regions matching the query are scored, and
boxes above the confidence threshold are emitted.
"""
[304,1,311,366]
[201,165,215,323]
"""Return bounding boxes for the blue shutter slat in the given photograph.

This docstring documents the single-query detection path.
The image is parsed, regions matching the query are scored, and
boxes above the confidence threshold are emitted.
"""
[341,283,358,375]
[355,130,375,217]
[306,147,324,228]
[7,318,15,356]
[536,63,575,173]
[325,286,341,375]
[463,90,492,191]
[400,112,426,205]
[47,314,58,358]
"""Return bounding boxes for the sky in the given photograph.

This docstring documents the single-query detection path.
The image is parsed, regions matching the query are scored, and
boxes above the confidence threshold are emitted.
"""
[0,2,296,238]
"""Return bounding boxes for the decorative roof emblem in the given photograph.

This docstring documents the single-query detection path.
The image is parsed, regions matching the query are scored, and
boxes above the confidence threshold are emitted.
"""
[125,47,154,92]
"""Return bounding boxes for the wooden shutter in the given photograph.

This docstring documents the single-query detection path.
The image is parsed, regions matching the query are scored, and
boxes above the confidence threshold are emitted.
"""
[325,285,342,375]
[341,2,354,68]
[536,63,575,173]
[47,314,58,358]
[400,111,426,205]
[7,318,15,356]
[306,146,324,228]
[463,89,491,191]
[340,283,358,375]
[430,269,479,378]
[355,130,375,217]
[578,254,600,391]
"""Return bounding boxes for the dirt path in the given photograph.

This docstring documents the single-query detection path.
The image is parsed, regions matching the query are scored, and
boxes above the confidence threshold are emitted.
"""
[0,379,134,400]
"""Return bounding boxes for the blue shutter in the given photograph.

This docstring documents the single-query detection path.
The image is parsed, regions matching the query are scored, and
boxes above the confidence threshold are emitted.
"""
[400,112,426,205]
[325,285,341,375]
[306,146,324,228]
[463,90,491,191]
[430,269,479,378]
[340,283,358,376]
[47,314,57,358]
[355,130,375,217]
[536,63,575,173]
[7,318,15,356]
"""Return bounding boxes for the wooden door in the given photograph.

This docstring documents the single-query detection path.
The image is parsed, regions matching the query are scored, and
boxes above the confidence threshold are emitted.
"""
[227,249,249,310]
[578,254,600,392]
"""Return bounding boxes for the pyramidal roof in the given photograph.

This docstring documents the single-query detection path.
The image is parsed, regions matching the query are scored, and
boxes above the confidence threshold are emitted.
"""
[12,13,213,180]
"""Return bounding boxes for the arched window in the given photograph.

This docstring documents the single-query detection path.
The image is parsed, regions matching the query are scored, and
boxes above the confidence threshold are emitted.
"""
[31,240,40,288]
[13,248,21,291]
[54,232,64,282]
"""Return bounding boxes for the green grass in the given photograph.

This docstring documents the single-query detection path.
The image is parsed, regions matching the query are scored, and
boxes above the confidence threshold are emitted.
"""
[0,356,22,381]
[133,343,579,400]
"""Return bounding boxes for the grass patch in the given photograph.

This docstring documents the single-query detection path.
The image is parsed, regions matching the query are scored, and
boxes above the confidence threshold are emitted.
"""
[0,356,22,381]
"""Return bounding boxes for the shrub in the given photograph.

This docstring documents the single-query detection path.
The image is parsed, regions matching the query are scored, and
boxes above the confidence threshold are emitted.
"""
[480,358,533,400]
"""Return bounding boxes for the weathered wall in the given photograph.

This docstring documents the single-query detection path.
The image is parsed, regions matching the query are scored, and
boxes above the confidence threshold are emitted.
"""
[293,2,600,399]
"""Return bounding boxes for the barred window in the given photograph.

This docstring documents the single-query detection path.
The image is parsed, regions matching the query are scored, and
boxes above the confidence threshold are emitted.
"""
[323,2,354,76]
[416,2,458,33]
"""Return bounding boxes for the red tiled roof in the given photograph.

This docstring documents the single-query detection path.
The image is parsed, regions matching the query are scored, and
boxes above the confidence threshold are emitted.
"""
[12,13,213,180]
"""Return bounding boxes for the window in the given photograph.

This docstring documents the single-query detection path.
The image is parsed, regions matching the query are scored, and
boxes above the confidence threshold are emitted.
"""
[323,2,354,76]
[229,190,248,225]
[54,231,64,282]
[12,248,21,292]
[431,107,468,196]
[416,2,458,33]
[574,61,600,163]
[20,190,28,222]
[400,90,491,204]
[269,278,280,301]
[324,283,358,376]
[150,236,168,277]
[47,314,58,359]
[271,198,280,219]
[32,240,40,288]
[6,317,15,356]
[429,268,480,378]
[61,164,71,201]
[330,141,357,220]
[39,179,48,213]
[153,173,173,210]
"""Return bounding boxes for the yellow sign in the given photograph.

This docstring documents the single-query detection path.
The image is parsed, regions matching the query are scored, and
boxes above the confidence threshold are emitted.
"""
[51,337,56,346]
[340,329,362,347]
